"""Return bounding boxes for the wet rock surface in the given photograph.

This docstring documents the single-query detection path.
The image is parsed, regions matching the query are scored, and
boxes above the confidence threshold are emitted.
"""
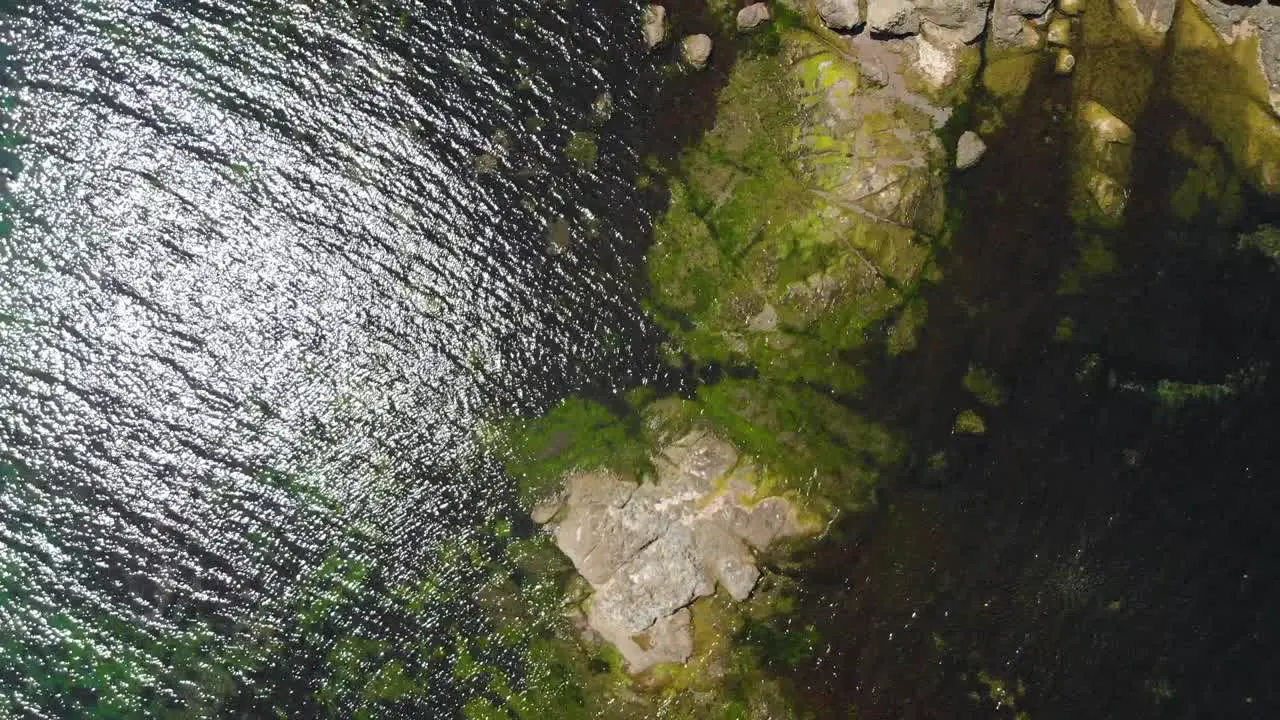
[540,431,808,673]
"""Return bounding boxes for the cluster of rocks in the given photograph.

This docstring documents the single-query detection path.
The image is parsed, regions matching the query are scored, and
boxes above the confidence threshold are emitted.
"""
[642,2,774,69]
[533,430,809,673]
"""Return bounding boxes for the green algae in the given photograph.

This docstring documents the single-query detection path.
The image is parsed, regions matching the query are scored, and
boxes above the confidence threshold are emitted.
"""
[564,131,599,170]
[696,379,902,513]
[962,365,1008,407]
[647,25,940,395]
[493,398,651,507]
[952,409,986,435]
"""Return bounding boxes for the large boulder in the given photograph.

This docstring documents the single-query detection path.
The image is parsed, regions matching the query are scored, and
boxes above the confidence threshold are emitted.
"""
[869,0,922,35]
[917,0,993,44]
[541,431,809,673]
[818,0,863,30]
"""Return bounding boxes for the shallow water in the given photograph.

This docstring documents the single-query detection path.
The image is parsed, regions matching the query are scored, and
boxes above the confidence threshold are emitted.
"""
[0,0,671,715]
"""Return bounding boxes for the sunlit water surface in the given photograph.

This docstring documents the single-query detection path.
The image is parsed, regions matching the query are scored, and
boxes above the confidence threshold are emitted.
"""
[0,0,669,715]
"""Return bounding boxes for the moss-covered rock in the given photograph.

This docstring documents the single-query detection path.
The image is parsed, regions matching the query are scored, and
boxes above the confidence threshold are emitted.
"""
[648,24,949,394]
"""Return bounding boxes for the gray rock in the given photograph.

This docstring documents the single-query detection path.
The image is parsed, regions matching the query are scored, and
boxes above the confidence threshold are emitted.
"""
[590,527,710,634]
[955,131,987,170]
[916,0,992,44]
[1011,0,1052,15]
[642,4,667,49]
[680,34,713,69]
[817,0,863,30]
[869,0,921,35]
[738,2,771,30]
[543,431,810,673]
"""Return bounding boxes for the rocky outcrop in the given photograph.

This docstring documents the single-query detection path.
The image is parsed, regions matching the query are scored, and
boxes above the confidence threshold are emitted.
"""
[680,34,713,69]
[539,431,809,673]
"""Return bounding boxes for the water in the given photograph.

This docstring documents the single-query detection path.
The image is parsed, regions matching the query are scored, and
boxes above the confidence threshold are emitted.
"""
[0,0,672,715]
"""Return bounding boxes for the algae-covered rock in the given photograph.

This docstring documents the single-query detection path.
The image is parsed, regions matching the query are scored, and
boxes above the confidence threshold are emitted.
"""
[648,25,948,392]
[1071,101,1134,228]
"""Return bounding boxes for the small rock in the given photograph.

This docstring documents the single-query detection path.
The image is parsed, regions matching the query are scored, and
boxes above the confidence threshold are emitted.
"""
[737,2,771,30]
[955,131,987,170]
[1055,48,1076,75]
[641,4,667,49]
[1081,101,1134,145]
[1046,16,1071,45]
[680,34,713,69]
[817,0,863,30]
[869,0,921,36]
[1058,0,1082,14]
[589,92,613,126]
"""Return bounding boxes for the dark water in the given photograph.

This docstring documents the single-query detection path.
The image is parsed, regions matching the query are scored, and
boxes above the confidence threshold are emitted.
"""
[0,0,673,715]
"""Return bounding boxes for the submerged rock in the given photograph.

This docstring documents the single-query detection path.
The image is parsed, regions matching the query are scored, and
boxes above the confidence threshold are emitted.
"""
[818,0,863,30]
[1055,48,1076,75]
[641,4,667,49]
[955,130,987,169]
[738,2,771,31]
[680,34,713,69]
[540,431,809,673]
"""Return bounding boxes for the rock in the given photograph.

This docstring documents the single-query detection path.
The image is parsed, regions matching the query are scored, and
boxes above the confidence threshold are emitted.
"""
[546,431,809,673]
[1057,0,1082,15]
[817,0,863,30]
[955,130,987,170]
[869,0,921,35]
[1046,16,1071,45]
[1011,0,1052,15]
[589,92,613,126]
[1055,48,1076,75]
[680,34,713,70]
[1081,101,1134,146]
[641,4,666,49]
[917,0,993,44]
[738,2,771,30]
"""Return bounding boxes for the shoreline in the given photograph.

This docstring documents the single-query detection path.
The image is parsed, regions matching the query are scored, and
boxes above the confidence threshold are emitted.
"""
[495,0,1280,717]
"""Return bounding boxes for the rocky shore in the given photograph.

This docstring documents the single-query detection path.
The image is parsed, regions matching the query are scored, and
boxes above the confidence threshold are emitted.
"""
[495,0,1280,716]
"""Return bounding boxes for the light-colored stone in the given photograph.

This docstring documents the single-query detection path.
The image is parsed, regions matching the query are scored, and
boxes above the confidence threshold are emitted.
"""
[546,431,809,673]
[917,0,992,44]
[642,4,667,49]
[1057,0,1082,15]
[680,34,713,69]
[818,0,863,30]
[868,0,921,35]
[955,130,987,170]
[738,2,771,30]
